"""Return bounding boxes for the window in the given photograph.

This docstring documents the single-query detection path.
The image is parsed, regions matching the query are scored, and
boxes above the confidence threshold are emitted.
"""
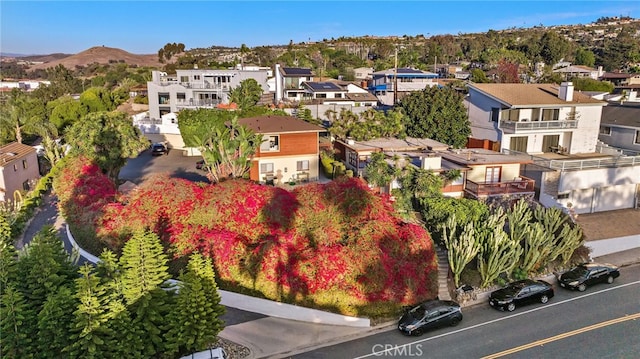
[158,93,170,105]
[13,164,18,171]
[635,130,640,145]
[23,180,30,191]
[542,135,560,153]
[485,166,501,183]
[287,92,297,98]
[22,160,28,169]
[316,93,327,98]
[491,108,500,122]
[531,108,540,121]
[500,109,519,121]
[260,135,280,152]
[193,75,201,80]
[557,192,570,199]
[297,160,309,171]
[509,136,528,152]
[335,93,343,98]
[600,126,612,135]
[180,76,189,83]
[177,93,186,100]
[542,108,559,121]
[260,163,274,174]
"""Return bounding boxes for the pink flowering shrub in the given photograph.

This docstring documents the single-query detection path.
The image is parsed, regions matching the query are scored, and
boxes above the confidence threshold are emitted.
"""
[56,157,438,318]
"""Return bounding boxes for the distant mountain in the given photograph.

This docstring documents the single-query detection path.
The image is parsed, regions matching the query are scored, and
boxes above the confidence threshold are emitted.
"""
[25,46,163,71]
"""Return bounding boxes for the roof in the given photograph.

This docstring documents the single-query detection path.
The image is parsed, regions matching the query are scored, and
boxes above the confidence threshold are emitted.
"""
[281,67,313,76]
[0,142,36,166]
[238,115,325,134]
[304,81,344,92]
[600,101,640,128]
[553,65,597,73]
[468,83,605,107]
[438,148,533,166]
[345,92,378,102]
[600,72,633,79]
[339,137,450,152]
[373,68,438,78]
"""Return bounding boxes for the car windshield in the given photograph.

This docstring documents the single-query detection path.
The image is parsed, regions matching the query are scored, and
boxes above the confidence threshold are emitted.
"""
[571,266,590,277]
[409,305,426,319]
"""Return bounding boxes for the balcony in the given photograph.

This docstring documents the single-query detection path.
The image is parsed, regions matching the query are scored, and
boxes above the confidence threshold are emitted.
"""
[464,176,535,199]
[500,120,578,133]
[175,99,221,109]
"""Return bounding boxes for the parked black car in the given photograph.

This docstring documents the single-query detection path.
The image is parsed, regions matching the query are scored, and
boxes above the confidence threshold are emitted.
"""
[151,143,168,156]
[398,300,462,336]
[557,262,620,292]
[489,279,554,312]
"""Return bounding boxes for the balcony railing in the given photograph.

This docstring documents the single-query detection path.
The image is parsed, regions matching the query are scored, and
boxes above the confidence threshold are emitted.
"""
[542,156,640,171]
[500,120,578,132]
[464,176,535,198]
[175,99,221,108]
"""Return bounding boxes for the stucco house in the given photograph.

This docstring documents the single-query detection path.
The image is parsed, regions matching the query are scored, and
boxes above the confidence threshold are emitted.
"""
[146,69,270,119]
[0,142,40,203]
[467,81,640,213]
[239,115,325,184]
[598,101,640,155]
[274,65,314,104]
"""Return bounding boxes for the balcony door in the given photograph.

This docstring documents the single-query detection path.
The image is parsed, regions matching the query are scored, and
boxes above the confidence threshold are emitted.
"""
[509,136,528,152]
[485,166,501,183]
[542,135,560,153]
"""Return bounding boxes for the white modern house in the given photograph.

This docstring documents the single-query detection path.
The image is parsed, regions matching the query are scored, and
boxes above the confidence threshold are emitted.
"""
[146,68,270,119]
[466,82,640,214]
[274,64,314,104]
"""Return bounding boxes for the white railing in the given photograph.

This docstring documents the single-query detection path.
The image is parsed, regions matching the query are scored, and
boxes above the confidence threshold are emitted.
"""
[502,149,640,171]
[500,120,578,131]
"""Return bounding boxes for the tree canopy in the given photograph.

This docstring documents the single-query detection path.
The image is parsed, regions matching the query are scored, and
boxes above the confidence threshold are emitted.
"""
[397,86,471,148]
[65,111,149,182]
[228,78,264,110]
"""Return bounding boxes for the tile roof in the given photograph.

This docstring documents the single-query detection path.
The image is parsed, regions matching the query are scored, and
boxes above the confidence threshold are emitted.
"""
[600,101,640,128]
[0,142,36,166]
[468,83,605,107]
[238,115,325,134]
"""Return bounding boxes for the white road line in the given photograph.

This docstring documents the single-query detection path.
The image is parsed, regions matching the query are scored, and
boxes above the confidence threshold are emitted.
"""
[353,280,640,359]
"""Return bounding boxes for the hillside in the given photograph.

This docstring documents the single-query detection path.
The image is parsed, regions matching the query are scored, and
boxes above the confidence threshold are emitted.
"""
[27,46,164,70]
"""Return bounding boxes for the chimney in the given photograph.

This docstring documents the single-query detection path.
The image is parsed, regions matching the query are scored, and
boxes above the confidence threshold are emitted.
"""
[421,154,442,170]
[558,82,574,102]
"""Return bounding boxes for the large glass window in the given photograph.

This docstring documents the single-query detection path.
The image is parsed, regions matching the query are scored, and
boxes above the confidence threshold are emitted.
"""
[297,160,309,171]
[542,109,559,121]
[542,135,560,152]
[509,136,528,152]
[485,166,501,183]
[635,130,640,144]
[158,93,170,105]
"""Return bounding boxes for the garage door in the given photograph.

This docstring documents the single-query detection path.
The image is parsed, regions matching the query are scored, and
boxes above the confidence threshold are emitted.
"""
[593,185,636,212]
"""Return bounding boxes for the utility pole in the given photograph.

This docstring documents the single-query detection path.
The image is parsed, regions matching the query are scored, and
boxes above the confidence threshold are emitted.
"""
[393,46,398,105]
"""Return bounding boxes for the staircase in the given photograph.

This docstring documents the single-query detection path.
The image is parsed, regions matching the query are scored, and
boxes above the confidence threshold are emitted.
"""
[436,245,452,301]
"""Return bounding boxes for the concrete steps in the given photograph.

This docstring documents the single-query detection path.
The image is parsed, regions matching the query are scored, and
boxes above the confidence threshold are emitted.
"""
[436,245,452,301]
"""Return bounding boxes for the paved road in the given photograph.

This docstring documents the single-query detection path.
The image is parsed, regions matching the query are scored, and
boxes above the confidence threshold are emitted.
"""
[293,264,640,359]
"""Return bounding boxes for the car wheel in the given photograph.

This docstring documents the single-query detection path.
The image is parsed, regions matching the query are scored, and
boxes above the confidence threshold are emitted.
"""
[506,303,516,312]
[540,295,549,304]
[450,317,461,327]
[606,275,614,284]
[578,284,587,292]
[413,328,424,336]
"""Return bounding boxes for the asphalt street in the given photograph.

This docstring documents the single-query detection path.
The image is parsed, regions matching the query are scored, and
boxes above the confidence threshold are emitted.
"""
[119,147,208,184]
[291,264,640,359]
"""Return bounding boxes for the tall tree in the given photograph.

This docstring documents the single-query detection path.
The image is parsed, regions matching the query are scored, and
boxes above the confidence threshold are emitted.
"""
[398,86,471,148]
[65,111,149,182]
[165,254,225,356]
[229,78,264,110]
[198,116,261,182]
[540,31,570,65]
[0,286,35,358]
[36,286,77,357]
[0,89,53,144]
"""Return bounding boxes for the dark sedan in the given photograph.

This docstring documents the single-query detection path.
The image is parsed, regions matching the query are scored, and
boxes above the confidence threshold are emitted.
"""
[398,300,462,336]
[558,262,620,292]
[151,143,168,156]
[489,279,554,312]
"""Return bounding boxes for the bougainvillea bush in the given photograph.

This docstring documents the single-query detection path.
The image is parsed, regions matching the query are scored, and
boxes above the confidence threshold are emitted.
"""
[55,157,438,318]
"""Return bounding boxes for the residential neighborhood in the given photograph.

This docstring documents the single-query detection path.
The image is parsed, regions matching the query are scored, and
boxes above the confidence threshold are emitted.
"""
[1,6,640,359]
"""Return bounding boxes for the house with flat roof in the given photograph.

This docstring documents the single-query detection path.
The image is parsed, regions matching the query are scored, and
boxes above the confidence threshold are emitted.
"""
[0,142,40,203]
[274,64,314,104]
[369,68,439,106]
[467,81,640,213]
[239,115,325,184]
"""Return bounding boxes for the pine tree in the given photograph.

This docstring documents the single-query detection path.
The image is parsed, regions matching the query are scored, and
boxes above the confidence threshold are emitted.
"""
[165,254,226,356]
[68,265,114,359]
[36,285,77,357]
[120,230,170,305]
[120,230,172,356]
[0,285,35,358]
[14,226,77,312]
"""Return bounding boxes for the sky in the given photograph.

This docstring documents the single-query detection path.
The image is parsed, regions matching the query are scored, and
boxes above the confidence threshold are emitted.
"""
[1,1,639,55]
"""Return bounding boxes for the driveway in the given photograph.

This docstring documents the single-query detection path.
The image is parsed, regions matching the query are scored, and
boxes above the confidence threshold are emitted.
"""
[119,148,208,184]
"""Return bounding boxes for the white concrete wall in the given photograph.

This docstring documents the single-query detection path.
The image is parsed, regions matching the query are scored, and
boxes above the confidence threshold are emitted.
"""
[558,166,640,191]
